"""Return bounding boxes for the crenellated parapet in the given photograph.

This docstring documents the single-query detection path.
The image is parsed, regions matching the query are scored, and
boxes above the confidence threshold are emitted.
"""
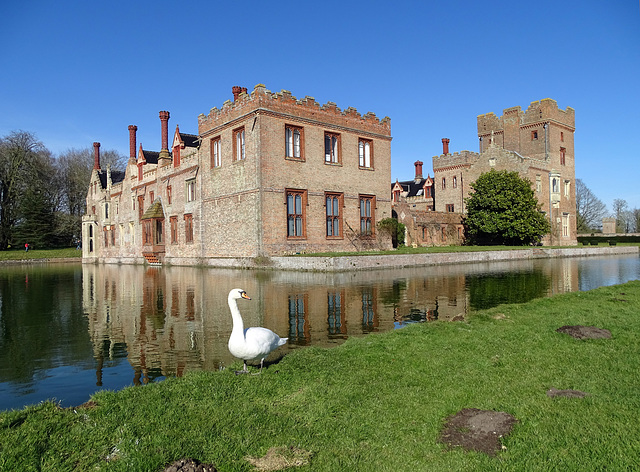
[478,99,575,136]
[522,98,575,129]
[198,84,391,137]
[432,150,480,171]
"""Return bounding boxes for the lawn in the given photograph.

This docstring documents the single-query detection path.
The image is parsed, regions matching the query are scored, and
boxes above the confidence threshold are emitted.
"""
[1,281,639,471]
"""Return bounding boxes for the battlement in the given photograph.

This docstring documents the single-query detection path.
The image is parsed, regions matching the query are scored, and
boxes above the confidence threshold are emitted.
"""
[198,84,391,136]
[432,150,480,170]
[477,99,575,135]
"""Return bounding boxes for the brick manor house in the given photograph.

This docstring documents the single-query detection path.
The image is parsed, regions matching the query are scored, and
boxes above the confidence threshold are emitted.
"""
[392,99,577,246]
[82,84,393,264]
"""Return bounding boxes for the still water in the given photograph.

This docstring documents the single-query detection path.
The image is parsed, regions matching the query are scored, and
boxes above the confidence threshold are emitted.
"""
[0,255,638,411]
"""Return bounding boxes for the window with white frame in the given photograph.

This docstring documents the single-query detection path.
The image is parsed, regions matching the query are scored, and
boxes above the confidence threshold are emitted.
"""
[211,136,221,168]
[186,179,196,202]
[234,127,245,161]
[358,138,372,168]
[285,125,303,159]
[324,132,340,164]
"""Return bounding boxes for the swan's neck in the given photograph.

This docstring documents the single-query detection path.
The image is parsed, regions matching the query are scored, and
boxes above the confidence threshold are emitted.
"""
[228,297,245,338]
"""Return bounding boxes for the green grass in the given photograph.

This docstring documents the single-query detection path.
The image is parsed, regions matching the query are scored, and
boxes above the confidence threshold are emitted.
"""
[2,281,640,471]
[0,247,80,261]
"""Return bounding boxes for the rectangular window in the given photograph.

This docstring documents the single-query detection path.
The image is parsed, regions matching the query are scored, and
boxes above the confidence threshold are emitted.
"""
[561,131,564,142]
[142,220,152,245]
[285,125,303,160]
[186,179,196,202]
[425,185,432,198]
[137,196,144,220]
[149,191,154,203]
[170,216,178,244]
[536,175,542,193]
[560,147,566,166]
[234,127,245,161]
[452,176,457,189]
[531,130,538,140]
[442,178,446,190]
[359,195,375,237]
[211,137,221,168]
[286,189,306,238]
[155,219,163,245]
[446,204,455,212]
[167,185,172,204]
[562,214,569,237]
[324,132,340,164]
[184,214,193,243]
[564,180,570,198]
[358,138,372,168]
[326,193,343,238]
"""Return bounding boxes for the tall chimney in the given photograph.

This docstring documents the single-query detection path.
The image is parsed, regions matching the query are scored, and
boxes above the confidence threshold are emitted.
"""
[159,111,170,151]
[128,125,137,159]
[442,138,450,155]
[93,142,101,170]
[158,111,171,165]
[414,160,423,180]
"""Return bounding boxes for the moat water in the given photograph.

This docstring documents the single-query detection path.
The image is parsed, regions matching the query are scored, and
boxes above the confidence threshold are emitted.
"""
[1,254,638,411]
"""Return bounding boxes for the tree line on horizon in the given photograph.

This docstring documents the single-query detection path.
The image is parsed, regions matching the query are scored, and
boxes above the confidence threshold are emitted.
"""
[0,131,126,250]
[0,130,637,251]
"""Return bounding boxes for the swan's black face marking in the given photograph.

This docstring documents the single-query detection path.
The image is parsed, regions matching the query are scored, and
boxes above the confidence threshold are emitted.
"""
[241,290,251,300]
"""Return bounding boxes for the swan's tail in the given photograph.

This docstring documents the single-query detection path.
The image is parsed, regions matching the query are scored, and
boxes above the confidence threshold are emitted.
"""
[279,337,288,346]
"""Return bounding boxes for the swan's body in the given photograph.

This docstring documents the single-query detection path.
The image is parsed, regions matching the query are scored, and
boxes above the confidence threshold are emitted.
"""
[227,288,288,374]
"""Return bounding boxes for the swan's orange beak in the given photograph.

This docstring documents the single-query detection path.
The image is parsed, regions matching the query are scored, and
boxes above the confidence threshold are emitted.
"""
[241,291,251,300]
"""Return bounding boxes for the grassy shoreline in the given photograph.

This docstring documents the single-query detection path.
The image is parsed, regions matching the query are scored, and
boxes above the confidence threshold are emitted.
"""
[1,281,639,470]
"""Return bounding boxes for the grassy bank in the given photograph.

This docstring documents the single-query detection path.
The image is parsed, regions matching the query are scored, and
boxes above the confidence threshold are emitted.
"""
[1,282,640,471]
[0,247,80,261]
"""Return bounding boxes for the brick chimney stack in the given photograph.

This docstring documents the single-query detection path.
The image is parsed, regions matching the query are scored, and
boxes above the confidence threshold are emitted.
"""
[159,111,171,166]
[93,142,101,170]
[232,86,248,101]
[128,125,137,159]
[442,138,450,155]
[414,160,423,180]
[159,111,170,151]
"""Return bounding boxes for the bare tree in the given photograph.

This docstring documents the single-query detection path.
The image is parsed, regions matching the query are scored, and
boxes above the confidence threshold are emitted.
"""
[612,198,630,233]
[575,179,607,232]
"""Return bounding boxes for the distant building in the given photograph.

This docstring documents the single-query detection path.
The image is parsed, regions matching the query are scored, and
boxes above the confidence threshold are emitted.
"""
[82,85,393,264]
[394,99,577,246]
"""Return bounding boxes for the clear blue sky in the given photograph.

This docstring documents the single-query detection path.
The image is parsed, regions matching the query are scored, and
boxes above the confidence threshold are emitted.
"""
[2,0,639,211]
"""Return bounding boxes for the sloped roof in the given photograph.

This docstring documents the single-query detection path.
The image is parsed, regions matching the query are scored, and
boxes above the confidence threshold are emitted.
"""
[141,200,165,220]
[392,177,433,198]
[141,150,159,165]
[97,169,126,188]
[180,133,199,148]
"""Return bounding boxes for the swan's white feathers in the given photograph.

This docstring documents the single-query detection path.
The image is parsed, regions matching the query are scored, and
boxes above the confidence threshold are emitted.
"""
[227,288,288,368]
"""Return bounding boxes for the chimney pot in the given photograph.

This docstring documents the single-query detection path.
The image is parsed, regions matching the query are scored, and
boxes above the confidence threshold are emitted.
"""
[442,138,450,155]
[232,86,243,101]
[414,160,423,180]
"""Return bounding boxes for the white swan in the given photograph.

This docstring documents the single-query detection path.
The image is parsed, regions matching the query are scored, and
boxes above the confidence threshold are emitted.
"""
[227,288,288,374]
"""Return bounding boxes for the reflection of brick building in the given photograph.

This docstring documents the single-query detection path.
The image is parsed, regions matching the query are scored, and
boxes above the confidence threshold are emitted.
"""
[83,84,392,264]
[393,99,577,246]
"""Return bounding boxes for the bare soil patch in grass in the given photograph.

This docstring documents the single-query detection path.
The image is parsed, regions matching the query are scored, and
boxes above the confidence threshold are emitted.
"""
[162,458,217,472]
[556,325,611,340]
[439,408,517,456]
[245,446,313,471]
